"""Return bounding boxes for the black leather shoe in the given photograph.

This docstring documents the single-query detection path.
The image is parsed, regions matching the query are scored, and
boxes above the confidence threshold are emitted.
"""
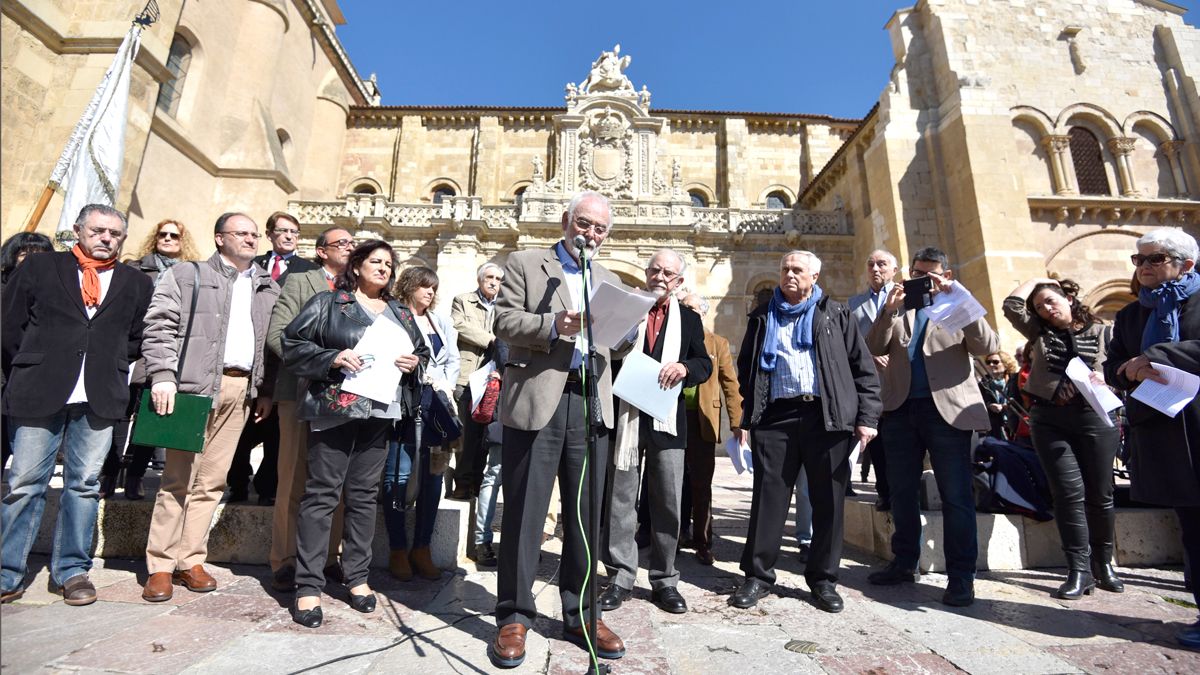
[868,561,920,585]
[810,584,844,613]
[651,586,688,614]
[1055,570,1095,600]
[598,584,632,611]
[1092,560,1125,593]
[348,591,377,613]
[942,578,975,607]
[271,566,296,592]
[227,486,249,504]
[291,601,323,628]
[728,578,771,609]
[874,499,891,512]
[796,543,811,565]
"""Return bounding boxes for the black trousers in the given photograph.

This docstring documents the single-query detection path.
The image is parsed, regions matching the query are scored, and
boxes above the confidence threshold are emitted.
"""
[227,406,280,499]
[452,385,488,493]
[1029,401,1119,570]
[861,430,890,502]
[496,383,607,630]
[295,418,391,598]
[741,398,852,587]
[99,383,156,480]
[1175,506,1200,607]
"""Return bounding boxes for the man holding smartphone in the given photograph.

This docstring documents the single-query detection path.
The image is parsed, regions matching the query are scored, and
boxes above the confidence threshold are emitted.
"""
[863,247,998,608]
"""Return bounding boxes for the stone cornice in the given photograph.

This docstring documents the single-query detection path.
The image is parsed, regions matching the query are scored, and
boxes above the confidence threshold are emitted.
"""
[1028,195,1199,226]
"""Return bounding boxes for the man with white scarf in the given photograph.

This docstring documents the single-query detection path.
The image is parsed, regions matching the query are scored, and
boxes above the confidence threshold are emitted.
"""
[601,249,711,615]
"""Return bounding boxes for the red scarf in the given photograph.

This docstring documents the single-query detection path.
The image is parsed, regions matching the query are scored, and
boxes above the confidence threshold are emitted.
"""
[71,244,117,307]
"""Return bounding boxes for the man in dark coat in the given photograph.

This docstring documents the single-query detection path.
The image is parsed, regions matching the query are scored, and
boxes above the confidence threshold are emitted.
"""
[0,204,154,605]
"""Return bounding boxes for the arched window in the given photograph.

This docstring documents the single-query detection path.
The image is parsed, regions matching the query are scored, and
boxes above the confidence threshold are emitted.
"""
[752,283,774,311]
[766,191,791,209]
[1069,127,1111,196]
[514,186,526,211]
[432,185,456,204]
[689,191,708,208]
[276,128,292,164]
[352,183,377,195]
[156,34,193,116]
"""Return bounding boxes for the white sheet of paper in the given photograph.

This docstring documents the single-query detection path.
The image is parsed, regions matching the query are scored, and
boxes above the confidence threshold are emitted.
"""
[848,441,863,471]
[586,281,658,350]
[611,350,681,425]
[1064,357,1122,427]
[468,360,496,413]
[724,436,753,475]
[339,314,415,404]
[1131,362,1200,418]
[924,281,987,333]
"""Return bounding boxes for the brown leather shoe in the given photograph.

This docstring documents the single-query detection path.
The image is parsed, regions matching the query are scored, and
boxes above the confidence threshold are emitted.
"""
[1,587,25,604]
[173,565,217,592]
[490,623,527,668]
[59,574,97,606]
[142,572,174,602]
[564,618,625,659]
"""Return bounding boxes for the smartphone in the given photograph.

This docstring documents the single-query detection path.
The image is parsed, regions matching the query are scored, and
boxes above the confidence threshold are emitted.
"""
[903,277,933,311]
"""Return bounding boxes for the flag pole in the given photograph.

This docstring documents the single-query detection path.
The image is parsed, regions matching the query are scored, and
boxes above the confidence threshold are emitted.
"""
[19,0,160,235]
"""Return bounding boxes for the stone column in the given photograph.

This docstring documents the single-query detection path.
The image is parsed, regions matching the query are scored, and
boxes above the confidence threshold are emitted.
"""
[1042,135,1074,195]
[1107,137,1139,197]
[721,119,748,208]
[1161,140,1190,196]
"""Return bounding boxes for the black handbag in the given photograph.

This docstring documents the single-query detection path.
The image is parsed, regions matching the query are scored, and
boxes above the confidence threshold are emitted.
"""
[421,385,462,447]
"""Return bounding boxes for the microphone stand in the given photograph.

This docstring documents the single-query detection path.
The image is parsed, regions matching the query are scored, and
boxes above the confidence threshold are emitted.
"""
[577,240,610,675]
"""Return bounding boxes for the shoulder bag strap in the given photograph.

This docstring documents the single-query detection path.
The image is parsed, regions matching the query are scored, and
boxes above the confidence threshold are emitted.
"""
[175,262,201,380]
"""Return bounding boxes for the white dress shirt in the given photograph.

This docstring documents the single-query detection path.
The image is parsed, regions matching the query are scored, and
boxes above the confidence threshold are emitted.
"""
[67,267,115,404]
[222,266,256,370]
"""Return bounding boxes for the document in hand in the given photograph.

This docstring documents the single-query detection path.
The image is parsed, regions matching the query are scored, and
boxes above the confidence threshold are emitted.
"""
[924,281,987,333]
[1131,363,1200,418]
[724,436,753,475]
[612,350,681,425]
[1064,357,1123,427]
[469,360,496,413]
[587,281,658,349]
[340,314,416,404]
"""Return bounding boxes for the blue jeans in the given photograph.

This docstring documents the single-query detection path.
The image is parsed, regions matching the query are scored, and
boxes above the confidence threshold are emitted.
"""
[881,398,978,580]
[2,404,114,591]
[794,469,813,546]
[474,441,502,546]
[383,441,443,549]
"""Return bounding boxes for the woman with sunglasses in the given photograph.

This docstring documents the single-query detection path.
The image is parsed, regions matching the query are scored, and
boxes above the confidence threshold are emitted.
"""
[1105,228,1200,648]
[1003,276,1121,600]
[977,351,1019,441]
[99,220,202,500]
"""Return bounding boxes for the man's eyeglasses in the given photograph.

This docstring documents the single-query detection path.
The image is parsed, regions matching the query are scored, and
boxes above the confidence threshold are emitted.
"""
[157,231,180,241]
[321,238,356,250]
[1131,253,1179,268]
[573,217,609,236]
[272,228,300,237]
[220,230,260,240]
[646,266,680,282]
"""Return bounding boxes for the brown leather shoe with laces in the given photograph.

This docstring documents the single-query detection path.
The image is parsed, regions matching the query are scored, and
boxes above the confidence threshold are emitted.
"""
[173,565,217,592]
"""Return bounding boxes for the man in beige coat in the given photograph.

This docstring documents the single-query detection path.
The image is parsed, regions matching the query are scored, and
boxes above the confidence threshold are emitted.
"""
[141,213,279,601]
[264,226,354,591]
[489,191,628,668]
[448,262,503,502]
[864,246,998,608]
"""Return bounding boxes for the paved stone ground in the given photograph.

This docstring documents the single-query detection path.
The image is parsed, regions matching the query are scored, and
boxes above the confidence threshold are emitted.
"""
[4,462,1200,674]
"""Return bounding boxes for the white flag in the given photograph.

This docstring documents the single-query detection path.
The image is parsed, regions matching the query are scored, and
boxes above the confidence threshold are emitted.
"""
[50,24,142,232]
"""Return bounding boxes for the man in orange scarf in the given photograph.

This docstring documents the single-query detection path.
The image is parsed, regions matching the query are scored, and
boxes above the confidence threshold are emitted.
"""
[1,204,154,606]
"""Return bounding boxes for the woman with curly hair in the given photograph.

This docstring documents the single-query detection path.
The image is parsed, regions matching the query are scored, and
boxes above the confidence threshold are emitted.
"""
[1004,278,1122,600]
[100,220,202,499]
[977,351,1020,440]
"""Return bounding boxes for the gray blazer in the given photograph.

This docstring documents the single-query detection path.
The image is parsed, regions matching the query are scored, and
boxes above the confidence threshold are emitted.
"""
[267,268,332,402]
[848,282,893,337]
[494,245,628,431]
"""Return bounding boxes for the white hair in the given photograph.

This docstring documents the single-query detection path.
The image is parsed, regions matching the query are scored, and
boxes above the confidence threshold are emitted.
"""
[648,248,687,277]
[1138,228,1198,262]
[781,249,822,274]
[683,293,710,315]
[566,191,612,227]
[868,249,898,268]
[476,262,504,283]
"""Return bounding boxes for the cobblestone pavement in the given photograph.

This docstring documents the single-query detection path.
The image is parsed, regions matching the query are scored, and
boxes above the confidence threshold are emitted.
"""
[3,462,1199,674]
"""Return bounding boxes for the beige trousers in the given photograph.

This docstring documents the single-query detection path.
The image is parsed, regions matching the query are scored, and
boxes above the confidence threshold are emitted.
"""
[145,375,249,574]
[271,400,343,571]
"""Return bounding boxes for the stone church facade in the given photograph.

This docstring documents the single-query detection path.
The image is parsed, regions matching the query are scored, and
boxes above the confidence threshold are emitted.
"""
[3,0,1198,351]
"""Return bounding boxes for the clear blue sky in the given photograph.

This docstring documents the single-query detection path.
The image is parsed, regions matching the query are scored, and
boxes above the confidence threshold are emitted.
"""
[339,0,1197,120]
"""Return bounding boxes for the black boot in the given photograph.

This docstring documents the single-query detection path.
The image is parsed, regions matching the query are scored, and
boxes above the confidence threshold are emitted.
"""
[1091,557,1125,593]
[1055,570,1095,600]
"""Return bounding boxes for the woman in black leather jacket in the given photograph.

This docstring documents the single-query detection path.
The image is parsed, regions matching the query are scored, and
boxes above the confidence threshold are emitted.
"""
[281,240,429,628]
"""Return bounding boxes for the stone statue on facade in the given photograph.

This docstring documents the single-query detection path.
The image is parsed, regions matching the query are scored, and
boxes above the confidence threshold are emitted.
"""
[579,44,634,94]
[565,82,579,107]
[671,158,682,194]
[638,85,651,109]
[531,156,545,187]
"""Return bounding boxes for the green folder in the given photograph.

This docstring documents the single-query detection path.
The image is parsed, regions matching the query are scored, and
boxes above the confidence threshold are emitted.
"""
[130,390,212,453]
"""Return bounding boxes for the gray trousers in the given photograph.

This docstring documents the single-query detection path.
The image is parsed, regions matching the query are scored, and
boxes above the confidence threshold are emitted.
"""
[604,434,685,591]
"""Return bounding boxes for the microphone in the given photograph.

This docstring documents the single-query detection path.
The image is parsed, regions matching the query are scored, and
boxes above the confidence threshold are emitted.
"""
[572,235,587,254]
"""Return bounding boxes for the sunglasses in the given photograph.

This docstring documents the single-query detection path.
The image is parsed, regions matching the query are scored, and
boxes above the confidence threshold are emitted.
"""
[1131,253,1179,267]
[985,359,1002,365]
[157,231,180,241]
